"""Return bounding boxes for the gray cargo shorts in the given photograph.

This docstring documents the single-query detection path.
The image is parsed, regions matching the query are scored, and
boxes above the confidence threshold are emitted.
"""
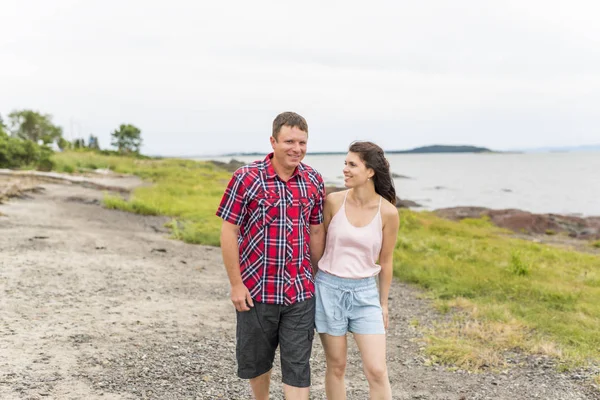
[235,297,315,388]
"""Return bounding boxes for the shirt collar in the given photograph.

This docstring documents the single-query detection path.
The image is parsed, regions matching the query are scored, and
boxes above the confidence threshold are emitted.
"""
[263,153,306,181]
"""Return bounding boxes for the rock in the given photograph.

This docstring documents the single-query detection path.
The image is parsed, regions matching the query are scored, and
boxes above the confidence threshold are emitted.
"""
[396,198,422,208]
[208,159,246,173]
[434,206,600,240]
[391,172,412,179]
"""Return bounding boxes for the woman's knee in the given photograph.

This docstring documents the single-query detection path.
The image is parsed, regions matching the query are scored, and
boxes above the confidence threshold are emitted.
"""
[327,357,347,378]
[364,364,388,384]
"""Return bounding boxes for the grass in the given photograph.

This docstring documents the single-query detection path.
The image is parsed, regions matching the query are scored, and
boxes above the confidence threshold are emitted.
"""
[396,210,600,370]
[52,151,600,371]
[52,151,231,246]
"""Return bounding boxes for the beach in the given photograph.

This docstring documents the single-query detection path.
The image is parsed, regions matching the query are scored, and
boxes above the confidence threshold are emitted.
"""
[0,174,598,399]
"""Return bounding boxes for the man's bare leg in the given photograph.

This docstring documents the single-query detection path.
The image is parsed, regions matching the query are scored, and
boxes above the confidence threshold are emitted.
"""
[249,370,271,400]
[283,384,309,400]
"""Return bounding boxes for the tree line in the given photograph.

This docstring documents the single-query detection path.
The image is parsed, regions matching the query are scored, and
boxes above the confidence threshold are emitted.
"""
[0,109,143,170]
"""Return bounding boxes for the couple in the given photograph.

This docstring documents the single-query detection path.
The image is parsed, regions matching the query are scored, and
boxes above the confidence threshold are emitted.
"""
[216,111,400,399]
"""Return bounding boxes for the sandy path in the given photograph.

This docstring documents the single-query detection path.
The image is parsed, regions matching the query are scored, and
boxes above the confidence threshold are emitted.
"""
[0,181,597,399]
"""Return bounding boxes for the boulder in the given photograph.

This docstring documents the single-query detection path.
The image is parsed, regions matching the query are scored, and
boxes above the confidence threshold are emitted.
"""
[209,159,246,173]
[434,207,600,240]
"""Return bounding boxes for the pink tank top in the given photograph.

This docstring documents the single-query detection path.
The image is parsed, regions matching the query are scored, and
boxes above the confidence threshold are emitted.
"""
[318,190,383,278]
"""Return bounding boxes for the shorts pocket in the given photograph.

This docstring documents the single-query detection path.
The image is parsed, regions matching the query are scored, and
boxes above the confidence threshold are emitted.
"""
[354,286,382,308]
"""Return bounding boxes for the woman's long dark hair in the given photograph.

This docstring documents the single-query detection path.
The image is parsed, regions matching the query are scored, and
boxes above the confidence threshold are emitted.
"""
[348,141,396,204]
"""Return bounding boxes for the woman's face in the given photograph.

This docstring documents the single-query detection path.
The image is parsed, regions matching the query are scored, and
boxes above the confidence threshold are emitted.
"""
[343,151,373,188]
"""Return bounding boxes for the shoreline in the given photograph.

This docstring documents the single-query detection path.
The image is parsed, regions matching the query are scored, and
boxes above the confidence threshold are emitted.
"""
[205,156,600,218]
[321,182,600,242]
[3,171,599,245]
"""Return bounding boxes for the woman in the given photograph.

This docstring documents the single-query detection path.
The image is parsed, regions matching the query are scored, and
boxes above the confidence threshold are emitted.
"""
[315,141,399,399]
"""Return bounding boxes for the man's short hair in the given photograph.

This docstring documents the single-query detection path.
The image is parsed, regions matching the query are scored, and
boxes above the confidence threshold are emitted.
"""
[272,112,308,139]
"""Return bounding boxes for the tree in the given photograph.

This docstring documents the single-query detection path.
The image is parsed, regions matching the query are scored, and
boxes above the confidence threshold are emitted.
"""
[87,134,100,150]
[0,113,7,138]
[111,124,142,154]
[8,109,63,145]
[57,137,71,151]
[0,133,54,170]
[73,138,86,149]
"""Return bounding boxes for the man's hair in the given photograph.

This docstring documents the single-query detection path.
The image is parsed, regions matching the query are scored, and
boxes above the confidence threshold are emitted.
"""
[272,112,308,139]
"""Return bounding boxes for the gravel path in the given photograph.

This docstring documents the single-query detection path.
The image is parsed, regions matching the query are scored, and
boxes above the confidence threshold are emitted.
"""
[0,180,598,399]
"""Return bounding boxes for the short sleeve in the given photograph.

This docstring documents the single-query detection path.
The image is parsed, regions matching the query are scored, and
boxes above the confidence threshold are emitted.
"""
[216,171,247,225]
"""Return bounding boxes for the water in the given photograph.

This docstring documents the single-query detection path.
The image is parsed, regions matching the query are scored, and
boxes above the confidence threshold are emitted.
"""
[198,152,600,216]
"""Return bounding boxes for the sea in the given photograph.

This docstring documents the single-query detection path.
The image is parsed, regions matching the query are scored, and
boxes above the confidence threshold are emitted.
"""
[196,152,600,217]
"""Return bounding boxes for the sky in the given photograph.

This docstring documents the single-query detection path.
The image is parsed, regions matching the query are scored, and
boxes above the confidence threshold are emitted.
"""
[1,0,599,156]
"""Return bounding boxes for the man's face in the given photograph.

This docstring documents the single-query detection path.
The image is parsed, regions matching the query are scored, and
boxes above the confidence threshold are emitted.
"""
[270,125,308,171]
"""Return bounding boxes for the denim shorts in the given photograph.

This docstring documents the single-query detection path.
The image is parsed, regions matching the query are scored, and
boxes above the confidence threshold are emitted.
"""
[315,271,385,336]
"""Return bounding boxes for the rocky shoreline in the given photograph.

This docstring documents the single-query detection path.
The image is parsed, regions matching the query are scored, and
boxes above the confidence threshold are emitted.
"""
[434,206,600,241]
[324,187,600,243]
[4,168,598,246]
[207,159,600,241]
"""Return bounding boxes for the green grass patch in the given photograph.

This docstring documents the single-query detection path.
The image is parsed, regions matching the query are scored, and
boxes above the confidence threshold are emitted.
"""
[52,151,231,246]
[395,209,600,369]
[592,240,600,249]
[52,150,139,173]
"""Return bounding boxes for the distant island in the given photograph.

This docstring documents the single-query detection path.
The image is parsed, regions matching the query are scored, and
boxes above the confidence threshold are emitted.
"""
[220,144,494,157]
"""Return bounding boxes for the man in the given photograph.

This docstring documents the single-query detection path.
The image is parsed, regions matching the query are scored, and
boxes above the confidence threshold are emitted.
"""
[216,111,326,400]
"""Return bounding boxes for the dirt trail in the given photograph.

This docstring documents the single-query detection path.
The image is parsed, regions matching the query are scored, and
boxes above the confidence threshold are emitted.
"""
[0,179,597,399]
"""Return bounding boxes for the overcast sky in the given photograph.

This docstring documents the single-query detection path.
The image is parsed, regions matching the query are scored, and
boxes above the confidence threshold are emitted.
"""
[2,0,599,156]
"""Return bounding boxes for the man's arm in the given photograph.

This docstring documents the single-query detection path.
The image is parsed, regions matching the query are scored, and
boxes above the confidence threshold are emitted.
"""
[309,223,325,275]
[308,179,327,275]
[220,221,254,311]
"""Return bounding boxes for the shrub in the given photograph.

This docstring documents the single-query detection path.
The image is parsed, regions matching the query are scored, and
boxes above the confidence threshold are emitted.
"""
[0,135,54,170]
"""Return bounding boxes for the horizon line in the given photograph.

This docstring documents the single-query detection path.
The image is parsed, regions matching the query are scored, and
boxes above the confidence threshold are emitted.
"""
[149,143,600,159]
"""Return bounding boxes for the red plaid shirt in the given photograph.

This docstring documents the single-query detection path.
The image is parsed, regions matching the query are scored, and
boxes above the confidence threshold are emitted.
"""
[216,154,325,305]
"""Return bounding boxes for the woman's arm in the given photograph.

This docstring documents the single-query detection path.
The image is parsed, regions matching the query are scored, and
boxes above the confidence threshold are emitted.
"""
[378,205,400,329]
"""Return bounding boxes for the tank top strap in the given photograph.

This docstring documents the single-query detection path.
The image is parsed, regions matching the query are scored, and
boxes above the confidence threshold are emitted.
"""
[343,190,350,207]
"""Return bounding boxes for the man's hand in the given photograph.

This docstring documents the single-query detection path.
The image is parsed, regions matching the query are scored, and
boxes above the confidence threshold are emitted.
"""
[231,282,254,312]
[382,304,389,330]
